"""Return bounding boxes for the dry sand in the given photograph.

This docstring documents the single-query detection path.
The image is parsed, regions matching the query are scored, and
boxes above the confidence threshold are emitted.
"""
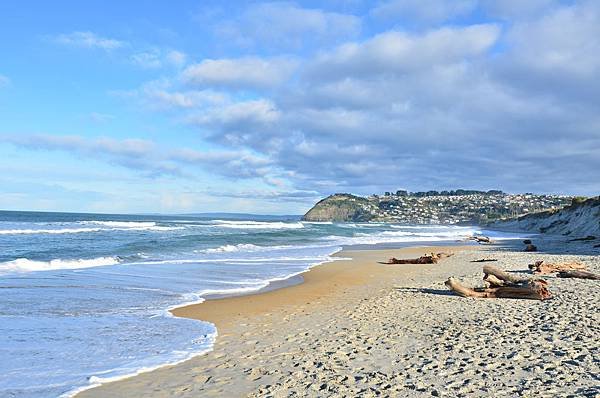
[78,242,599,397]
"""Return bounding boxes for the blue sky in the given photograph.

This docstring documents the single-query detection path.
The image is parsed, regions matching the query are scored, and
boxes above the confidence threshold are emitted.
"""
[0,0,598,214]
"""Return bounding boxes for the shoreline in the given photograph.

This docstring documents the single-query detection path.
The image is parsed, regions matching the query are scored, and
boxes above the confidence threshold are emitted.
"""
[170,245,469,330]
[77,244,474,397]
[77,237,600,397]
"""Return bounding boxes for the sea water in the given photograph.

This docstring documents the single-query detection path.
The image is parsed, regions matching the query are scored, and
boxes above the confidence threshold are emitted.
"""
[0,211,518,397]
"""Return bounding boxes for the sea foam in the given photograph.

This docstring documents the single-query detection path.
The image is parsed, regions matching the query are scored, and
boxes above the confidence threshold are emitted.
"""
[0,256,121,273]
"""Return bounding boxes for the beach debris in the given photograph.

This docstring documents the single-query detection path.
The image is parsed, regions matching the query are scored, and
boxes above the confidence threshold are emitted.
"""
[524,244,538,252]
[445,265,551,300]
[528,260,587,274]
[557,270,600,280]
[383,252,453,265]
[470,258,498,263]
[568,235,597,242]
[445,277,550,300]
[467,236,493,244]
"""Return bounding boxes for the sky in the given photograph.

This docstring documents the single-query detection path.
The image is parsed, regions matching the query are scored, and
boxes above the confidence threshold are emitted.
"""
[0,0,599,214]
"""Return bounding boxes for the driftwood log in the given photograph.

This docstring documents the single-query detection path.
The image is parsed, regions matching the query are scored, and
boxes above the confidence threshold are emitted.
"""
[529,260,587,274]
[468,236,492,244]
[471,258,498,263]
[524,244,538,252]
[445,265,551,300]
[483,264,530,284]
[557,270,600,280]
[568,235,596,242]
[384,252,453,265]
[445,277,551,300]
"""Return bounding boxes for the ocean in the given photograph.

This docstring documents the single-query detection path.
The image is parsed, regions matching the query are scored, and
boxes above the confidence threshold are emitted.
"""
[0,211,516,397]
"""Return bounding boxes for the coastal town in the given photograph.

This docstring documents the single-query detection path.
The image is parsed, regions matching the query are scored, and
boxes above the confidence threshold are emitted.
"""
[303,190,574,224]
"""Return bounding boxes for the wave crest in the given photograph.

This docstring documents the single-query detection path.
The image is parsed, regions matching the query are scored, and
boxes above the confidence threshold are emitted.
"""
[212,220,304,229]
[0,256,121,273]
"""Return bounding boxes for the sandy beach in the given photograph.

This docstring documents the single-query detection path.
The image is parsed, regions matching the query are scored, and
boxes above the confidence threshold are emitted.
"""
[78,240,600,397]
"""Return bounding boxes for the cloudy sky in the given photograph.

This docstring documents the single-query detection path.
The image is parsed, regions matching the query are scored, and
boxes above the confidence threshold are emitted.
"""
[0,0,599,214]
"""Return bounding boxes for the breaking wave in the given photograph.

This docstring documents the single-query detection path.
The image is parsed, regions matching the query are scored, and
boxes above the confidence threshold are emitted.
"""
[211,220,305,229]
[0,256,121,273]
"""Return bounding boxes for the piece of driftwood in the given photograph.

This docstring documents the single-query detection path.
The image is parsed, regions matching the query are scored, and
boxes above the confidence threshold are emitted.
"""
[557,270,600,280]
[384,252,453,265]
[471,258,498,263]
[483,274,507,288]
[483,264,531,284]
[524,244,538,252]
[528,260,587,274]
[445,277,551,300]
[468,236,492,244]
[568,235,596,242]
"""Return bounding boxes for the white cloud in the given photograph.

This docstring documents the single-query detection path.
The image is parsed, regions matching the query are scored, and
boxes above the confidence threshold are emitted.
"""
[2,134,282,182]
[106,1,600,197]
[165,50,187,67]
[505,1,600,79]
[371,0,478,24]
[0,74,9,87]
[187,99,280,132]
[215,2,361,50]
[307,24,500,80]
[130,49,187,69]
[481,0,559,19]
[182,57,297,89]
[53,31,125,50]
[88,112,115,123]
[115,79,229,110]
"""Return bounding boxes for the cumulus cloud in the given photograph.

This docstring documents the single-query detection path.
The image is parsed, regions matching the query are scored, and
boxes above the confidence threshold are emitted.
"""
[215,2,361,50]
[480,0,560,19]
[500,1,600,84]
[182,57,297,90]
[306,24,500,80]
[101,0,600,198]
[371,0,478,24]
[115,79,229,109]
[53,31,125,50]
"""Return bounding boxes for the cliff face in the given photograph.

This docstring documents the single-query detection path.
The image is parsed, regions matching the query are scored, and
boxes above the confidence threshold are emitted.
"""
[489,197,600,237]
[302,194,375,222]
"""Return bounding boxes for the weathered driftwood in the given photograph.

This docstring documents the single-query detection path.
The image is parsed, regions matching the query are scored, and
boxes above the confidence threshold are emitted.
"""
[524,244,538,252]
[557,270,600,280]
[529,260,587,274]
[483,265,531,284]
[471,258,498,263]
[468,236,492,244]
[384,252,453,265]
[483,274,507,288]
[568,235,596,242]
[445,277,551,300]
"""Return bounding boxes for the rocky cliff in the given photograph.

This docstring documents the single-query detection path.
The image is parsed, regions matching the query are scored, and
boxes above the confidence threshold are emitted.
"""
[488,197,600,237]
[302,194,375,222]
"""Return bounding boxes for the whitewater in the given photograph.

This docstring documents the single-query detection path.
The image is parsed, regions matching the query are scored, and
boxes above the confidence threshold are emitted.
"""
[0,210,521,397]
